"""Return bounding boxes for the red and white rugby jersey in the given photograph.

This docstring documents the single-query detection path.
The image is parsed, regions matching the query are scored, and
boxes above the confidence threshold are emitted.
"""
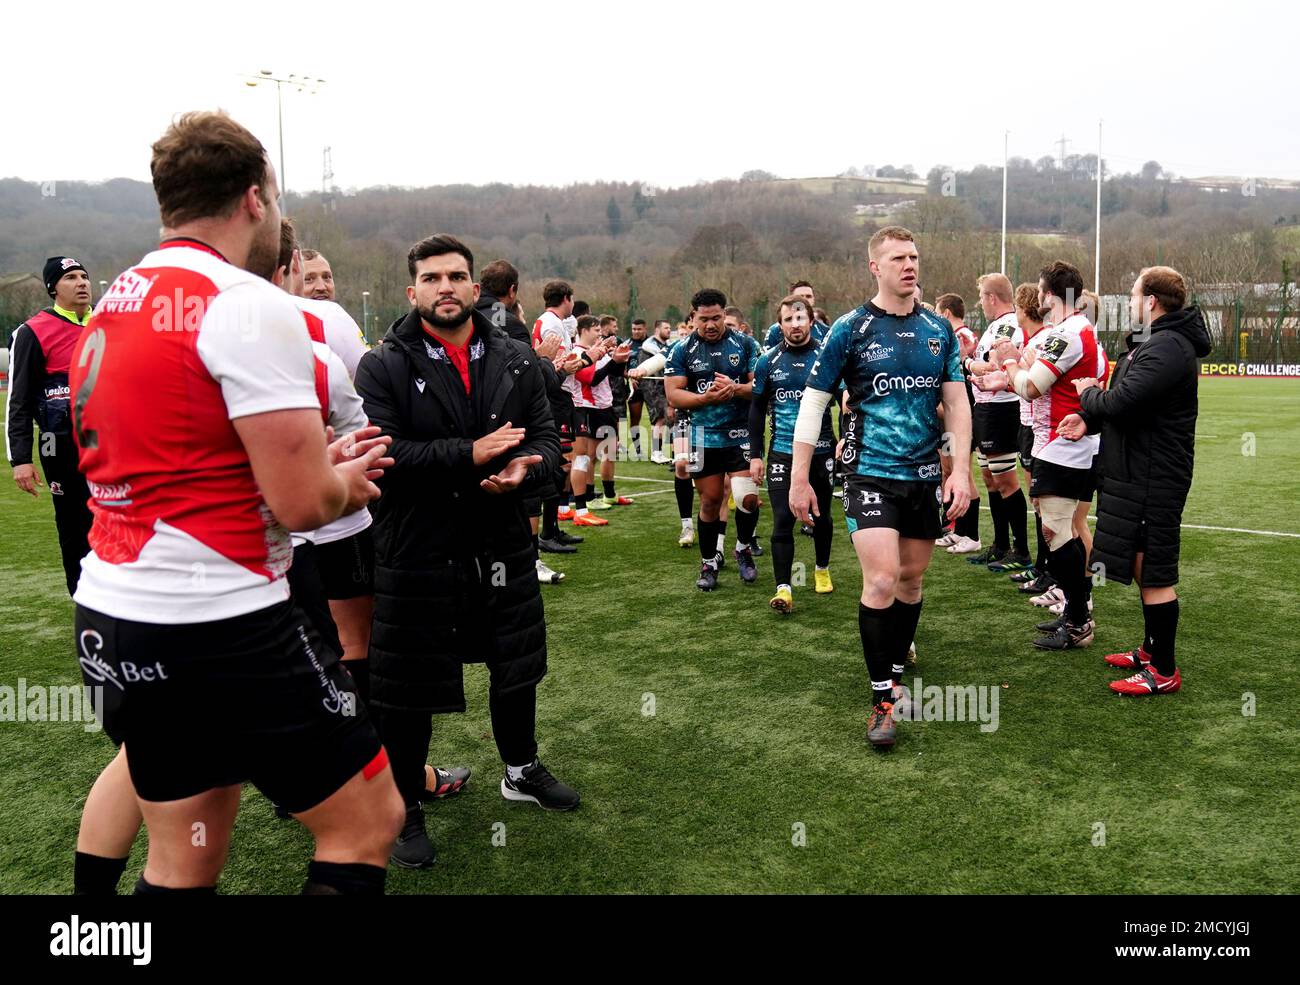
[562,344,612,409]
[532,309,572,351]
[1031,313,1110,468]
[294,295,368,379]
[974,312,1025,405]
[70,239,322,624]
[1019,327,1049,426]
[297,337,373,547]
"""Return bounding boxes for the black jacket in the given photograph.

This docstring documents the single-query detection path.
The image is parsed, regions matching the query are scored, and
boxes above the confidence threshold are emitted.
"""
[474,292,531,346]
[354,307,560,713]
[1080,306,1211,587]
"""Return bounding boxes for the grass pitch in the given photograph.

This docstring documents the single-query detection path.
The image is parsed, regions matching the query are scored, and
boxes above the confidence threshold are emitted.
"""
[1,378,1297,894]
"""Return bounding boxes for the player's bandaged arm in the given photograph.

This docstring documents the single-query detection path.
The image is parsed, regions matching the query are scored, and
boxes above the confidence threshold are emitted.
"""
[634,352,667,377]
[1003,358,1056,401]
[791,387,834,479]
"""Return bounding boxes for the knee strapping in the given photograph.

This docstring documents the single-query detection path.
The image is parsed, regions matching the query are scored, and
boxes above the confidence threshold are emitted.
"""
[572,454,592,473]
[1039,496,1078,550]
[730,476,759,512]
[988,452,1018,476]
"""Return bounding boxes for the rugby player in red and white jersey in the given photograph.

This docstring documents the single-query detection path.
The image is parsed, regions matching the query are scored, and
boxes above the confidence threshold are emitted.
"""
[1001,281,1056,596]
[69,111,403,894]
[963,273,1031,572]
[279,226,376,682]
[562,315,624,526]
[533,280,582,525]
[991,261,1109,651]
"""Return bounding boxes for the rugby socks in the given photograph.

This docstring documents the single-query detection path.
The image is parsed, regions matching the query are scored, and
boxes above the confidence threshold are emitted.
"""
[1048,539,1091,624]
[1004,488,1029,555]
[302,860,386,896]
[858,603,894,708]
[674,476,694,520]
[888,598,923,685]
[574,492,590,516]
[1034,513,1049,574]
[1142,599,1180,677]
[716,521,727,556]
[989,493,1009,551]
[73,851,128,895]
[697,517,719,563]
[136,879,216,895]
[814,513,833,568]
[541,498,561,538]
[344,657,370,706]
[603,480,616,501]
[632,430,643,457]
[734,505,759,551]
[771,534,795,586]
[956,496,981,541]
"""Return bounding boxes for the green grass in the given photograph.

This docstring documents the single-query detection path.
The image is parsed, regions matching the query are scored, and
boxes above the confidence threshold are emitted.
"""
[2,379,1298,894]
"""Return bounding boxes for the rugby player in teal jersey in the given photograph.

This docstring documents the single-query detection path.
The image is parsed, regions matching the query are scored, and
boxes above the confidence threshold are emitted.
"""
[791,227,974,748]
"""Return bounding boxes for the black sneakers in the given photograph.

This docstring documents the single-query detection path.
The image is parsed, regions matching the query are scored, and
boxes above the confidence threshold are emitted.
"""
[501,760,581,811]
[552,529,583,546]
[538,536,577,554]
[390,804,436,869]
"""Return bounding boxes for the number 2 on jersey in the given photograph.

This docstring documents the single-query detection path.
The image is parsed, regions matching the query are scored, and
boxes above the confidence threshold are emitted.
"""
[74,327,106,450]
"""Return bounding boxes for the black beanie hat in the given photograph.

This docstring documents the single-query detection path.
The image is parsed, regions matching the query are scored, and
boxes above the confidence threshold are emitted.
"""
[43,256,88,297]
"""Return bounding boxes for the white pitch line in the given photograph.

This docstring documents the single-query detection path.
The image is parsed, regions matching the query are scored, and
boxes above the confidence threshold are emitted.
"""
[621,484,1300,538]
[617,475,679,485]
[970,504,1296,538]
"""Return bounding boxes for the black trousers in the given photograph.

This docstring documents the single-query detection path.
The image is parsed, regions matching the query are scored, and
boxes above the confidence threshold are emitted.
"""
[376,673,538,806]
[39,433,93,597]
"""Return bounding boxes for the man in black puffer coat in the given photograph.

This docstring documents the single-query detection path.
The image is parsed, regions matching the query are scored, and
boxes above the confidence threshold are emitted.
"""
[355,235,580,870]
[1061,265,1211,698]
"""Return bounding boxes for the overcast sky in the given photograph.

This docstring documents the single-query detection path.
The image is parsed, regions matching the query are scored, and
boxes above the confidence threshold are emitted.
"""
[6,0,1295,193]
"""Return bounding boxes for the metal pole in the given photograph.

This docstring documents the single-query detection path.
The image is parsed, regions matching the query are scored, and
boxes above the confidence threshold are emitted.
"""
[362,291,369,343]
[1094,119,1102,291]
[1001,130,1008,275]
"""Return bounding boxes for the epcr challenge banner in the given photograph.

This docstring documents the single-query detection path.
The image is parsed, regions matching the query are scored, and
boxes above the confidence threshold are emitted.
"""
[1201,362,1300,378]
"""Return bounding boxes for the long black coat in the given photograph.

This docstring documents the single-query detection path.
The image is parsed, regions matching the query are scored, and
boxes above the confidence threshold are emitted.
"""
[354,307,560,713]
[1080,306,1211,587]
